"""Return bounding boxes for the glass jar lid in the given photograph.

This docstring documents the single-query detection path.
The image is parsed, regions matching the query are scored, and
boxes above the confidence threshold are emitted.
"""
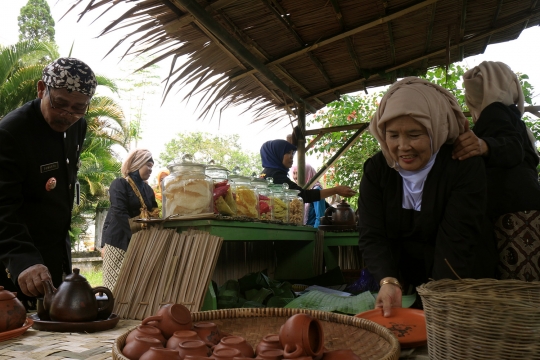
[251,178,269,188]
[205,164,230,179]
[167,154,206,174]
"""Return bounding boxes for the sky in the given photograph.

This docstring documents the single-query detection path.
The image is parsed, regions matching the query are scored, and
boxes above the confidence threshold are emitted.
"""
[2,1,540,179]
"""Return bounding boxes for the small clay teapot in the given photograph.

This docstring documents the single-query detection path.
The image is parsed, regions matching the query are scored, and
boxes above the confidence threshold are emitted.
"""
[42,268,114,322]
[324,200,356,226]
[0,286,27,332]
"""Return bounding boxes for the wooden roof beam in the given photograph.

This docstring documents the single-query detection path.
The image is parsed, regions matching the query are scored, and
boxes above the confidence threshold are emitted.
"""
[263,0,335,91]
[231,0,438,82]
[280,8,540,107]
[170,0,317,113]
[481,0,504,53]
[421,2,437,68]
[329,0,364,77]
[458,0,467,61]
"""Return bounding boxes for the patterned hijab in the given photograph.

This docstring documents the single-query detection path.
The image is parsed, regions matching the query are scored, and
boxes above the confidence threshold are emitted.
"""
[42,57,97,97]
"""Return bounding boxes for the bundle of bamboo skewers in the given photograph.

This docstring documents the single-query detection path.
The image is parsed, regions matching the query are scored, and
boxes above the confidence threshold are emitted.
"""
[112,227,223,320]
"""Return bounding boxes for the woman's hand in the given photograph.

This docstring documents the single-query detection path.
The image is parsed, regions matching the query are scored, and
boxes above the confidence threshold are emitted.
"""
[376,281,402,317]
[332,186,357,197]
[452,122,489,160]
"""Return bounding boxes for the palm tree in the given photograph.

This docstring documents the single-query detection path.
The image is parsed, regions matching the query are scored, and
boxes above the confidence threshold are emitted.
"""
[0,40,58,118]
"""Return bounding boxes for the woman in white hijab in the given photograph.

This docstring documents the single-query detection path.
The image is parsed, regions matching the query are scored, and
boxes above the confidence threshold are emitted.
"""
[358,77,497,317]
[101,149,159,291]
[453,61,540,281]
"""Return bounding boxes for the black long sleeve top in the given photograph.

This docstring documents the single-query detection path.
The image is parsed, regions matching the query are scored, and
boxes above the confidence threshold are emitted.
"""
[101,177,157,251]
[0,99,86,289]
[358,145,497,286]
[472,102,540,217]
[261,167,321,203]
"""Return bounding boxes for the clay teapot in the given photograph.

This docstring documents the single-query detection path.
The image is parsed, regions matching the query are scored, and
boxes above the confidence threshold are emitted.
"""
[0,286,27,332]
[42,268,114,322]
[324,200,356,226]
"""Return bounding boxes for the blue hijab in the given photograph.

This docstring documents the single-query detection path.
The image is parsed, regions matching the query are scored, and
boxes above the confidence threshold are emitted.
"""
[260,140,297,172]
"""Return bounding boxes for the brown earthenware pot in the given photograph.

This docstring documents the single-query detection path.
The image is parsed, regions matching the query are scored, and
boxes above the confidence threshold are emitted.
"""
[279,314,324,358]
[321,349,360,360]
[0,286,26,333]
[166,330,201,349]
[144,303,192,339]
[213,336,254,358]
[126,325,167,346]
[177,340,211,359]
[255,334,282,355]
[211,348,242,360]
[256,348,284,360]
[193,322,221,346]
[122,336,164,360]
[139,347,182,360]
[324,200,356,226]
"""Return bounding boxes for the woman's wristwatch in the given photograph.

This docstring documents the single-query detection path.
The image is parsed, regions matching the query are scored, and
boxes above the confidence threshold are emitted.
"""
[380,277,403,291]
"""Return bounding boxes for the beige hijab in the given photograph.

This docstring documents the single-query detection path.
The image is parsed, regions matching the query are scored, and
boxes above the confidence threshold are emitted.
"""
[463,61,536,149]
[121,149,153,177]
[370,77,468,168]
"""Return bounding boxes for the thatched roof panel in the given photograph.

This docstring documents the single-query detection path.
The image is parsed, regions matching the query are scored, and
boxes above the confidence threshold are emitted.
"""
[70,0,540,124]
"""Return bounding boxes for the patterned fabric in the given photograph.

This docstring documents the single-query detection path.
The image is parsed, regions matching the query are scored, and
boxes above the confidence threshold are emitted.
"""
[496,210,540,281]
[102,244,126,291]
[42,57,97,97]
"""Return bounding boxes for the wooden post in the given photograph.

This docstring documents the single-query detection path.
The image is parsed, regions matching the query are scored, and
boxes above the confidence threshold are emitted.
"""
[297,103,306,187]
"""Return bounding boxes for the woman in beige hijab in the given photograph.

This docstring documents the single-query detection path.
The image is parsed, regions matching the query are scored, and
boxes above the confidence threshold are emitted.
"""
[101,149,158,290]
[453,61,540,281]
[358,77,497,317]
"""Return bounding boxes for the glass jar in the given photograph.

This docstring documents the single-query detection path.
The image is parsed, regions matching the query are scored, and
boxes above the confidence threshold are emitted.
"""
[285,189,304,225]
[251,178,273,220]
[161,155,213,217]
[205,164,230,183]
[233,176,259,218]
[268,183,288,222]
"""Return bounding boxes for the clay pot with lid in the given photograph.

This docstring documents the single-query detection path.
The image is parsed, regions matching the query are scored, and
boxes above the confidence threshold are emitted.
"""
[256,334,282,355]
[324,200,356,226]
[122,336,164,360]
[177,339,211,359]
[212,336,254,358]
[279,313,324,358]
[0,286,26,332]
[126,325,167,346]
[166,330,200,349]
[42,268,114,322]
[256,349,284,360]
[139,347,182,360]
[144,303,193,339]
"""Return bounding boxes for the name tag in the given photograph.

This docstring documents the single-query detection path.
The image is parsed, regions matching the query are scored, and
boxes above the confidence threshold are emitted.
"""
[40,162,59,173]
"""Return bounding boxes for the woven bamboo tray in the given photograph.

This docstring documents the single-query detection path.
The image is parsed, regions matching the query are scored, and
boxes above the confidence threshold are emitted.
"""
[112,308,400,360]
[417,279,540,359]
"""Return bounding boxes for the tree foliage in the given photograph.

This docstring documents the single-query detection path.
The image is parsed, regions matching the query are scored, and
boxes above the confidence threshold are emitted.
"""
[308,63,539,205]
[18,0,55,43]
[160,132,261,176]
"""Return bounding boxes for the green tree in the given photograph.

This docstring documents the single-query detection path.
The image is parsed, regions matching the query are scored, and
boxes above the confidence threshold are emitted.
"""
[160,132,261,176]
[18,0,55,43]
[0,40,58,118]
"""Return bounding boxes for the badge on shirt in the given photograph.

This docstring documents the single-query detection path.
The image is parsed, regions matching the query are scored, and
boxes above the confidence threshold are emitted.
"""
[46,178,57,191]
[41,162,59,173]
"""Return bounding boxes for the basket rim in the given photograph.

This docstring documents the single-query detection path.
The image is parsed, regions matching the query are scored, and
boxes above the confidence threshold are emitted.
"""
[112,308,401,360]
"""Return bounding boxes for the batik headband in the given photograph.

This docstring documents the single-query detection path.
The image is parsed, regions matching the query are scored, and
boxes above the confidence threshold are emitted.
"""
[42,57,97,97]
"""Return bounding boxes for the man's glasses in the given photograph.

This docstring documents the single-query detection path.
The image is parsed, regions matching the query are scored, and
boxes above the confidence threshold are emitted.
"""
[47,86,89,119]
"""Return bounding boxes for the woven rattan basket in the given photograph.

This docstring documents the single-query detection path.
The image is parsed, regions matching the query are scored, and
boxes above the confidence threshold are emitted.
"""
[112,308,400,360]
[417,279,540,359]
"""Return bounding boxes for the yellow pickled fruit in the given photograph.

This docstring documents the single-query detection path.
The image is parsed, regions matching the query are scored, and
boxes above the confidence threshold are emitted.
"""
[216,196,235,216]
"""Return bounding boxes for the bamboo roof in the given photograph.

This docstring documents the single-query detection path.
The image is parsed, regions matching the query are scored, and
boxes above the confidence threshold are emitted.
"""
[71,0,540,124]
